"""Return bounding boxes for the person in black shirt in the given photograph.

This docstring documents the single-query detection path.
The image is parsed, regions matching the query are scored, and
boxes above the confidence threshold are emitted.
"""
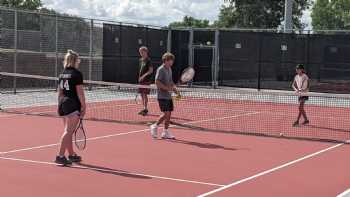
[55,50,86,165]
[138,46,153,116]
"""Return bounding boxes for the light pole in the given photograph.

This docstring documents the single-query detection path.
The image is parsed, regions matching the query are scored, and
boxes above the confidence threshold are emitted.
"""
[284,0,294,33]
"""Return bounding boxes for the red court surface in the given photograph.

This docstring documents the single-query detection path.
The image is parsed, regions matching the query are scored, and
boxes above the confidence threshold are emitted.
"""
[0,110,349,197]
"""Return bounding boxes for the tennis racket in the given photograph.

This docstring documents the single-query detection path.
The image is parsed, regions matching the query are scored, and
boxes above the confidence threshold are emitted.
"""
[74,118,86,150]
[179,67,195,85]
[175,67,196,100]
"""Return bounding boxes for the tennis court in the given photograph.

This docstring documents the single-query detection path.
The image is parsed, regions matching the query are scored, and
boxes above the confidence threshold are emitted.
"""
[0,72,349,197]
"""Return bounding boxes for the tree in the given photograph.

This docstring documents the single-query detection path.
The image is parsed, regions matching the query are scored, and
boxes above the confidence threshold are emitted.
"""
[311,0,350,30]
[0,0,42,10]
[215,0,311,29]
[169,16,210,28]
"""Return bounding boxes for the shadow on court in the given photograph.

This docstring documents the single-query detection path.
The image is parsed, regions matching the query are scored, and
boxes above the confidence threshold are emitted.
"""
[72,163,152,179]
[165,139,246,151]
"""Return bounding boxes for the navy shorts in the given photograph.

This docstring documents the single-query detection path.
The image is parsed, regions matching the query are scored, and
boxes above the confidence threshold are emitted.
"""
[158,99,174,112]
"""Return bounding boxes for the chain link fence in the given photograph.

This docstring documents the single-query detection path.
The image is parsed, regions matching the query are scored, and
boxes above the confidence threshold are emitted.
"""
[1,7,350,93]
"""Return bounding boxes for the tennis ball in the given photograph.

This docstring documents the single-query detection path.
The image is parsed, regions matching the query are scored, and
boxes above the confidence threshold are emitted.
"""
[207,41,211,45]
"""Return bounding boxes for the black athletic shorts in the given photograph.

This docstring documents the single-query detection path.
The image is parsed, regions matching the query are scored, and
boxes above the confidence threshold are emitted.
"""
[158,99,174,112]
[58,97,81,116]
[298,96,309,102]
[138,81,152,95]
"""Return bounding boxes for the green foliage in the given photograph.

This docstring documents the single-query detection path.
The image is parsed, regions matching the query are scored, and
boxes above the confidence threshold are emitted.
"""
[169,16,211,28]
[0,0,42,10]
[311,0,350,30]
[215,0,311,29]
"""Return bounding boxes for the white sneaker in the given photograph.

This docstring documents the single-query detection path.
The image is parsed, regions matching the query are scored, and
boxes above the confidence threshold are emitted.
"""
[161,130,175,140]
[150,124,158,139]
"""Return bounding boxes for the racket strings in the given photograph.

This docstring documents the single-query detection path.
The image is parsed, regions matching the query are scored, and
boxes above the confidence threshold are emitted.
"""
[74,121,86,150]
[180,67,195,83]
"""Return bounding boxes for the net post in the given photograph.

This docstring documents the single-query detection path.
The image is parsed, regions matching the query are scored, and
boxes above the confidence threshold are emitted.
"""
[305,30,310,81]
[257,33,263,91]
[284,0,293,33]
[54,13,58,89]
[88,19,93,90]
[13,9,18,94]
[167,28,172,52]
[213,29,220,89]
[145,25,149,47]
[188,28,194,66]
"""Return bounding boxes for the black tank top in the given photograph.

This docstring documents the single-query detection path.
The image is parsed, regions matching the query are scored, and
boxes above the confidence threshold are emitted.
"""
[139,58,153,83]
[58,67,83,101]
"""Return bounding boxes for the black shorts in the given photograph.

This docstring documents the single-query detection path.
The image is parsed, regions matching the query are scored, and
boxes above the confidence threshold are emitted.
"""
[138,81,152,95]
[158,99,174,112]
[138,88,151,95]
[298,96,309,102]
[58,97,81,116]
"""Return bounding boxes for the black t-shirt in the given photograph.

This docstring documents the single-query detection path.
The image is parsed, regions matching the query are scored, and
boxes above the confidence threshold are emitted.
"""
[58,67,83,101]
[139,58,153,83]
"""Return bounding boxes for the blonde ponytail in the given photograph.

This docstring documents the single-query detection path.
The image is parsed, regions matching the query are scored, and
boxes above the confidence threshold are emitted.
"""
[63,50,79,68]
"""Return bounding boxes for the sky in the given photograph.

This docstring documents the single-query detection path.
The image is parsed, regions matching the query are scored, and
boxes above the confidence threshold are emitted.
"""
[42,0,312,28]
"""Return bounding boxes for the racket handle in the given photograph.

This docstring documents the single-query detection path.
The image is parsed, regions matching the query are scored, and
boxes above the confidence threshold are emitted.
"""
[175,93,182,100]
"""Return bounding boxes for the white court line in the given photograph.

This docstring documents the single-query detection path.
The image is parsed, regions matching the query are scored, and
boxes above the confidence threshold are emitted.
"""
[337,189,350,197]
[0,129,147,155]
[0,114,24,118]
[197,143,344,197]
[0,111,259,155]
[0,156,225,187]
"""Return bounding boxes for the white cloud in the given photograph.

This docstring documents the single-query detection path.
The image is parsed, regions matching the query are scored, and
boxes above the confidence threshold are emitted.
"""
[42,0,222,26]
[302,9,312,29]
[42,0,313,28]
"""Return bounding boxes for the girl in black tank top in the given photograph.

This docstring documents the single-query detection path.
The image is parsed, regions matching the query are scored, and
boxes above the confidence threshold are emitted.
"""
[55,50,86,165]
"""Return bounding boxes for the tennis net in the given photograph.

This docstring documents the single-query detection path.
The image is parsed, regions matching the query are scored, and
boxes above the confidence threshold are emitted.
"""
[1,72,350,143]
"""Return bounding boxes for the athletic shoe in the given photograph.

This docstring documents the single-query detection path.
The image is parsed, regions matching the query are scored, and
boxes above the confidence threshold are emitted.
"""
[302,120,310,125]
[138,109,145,115]
[55,156,72,166]
[138,109,148,116]
[68,154,82,163]
[161,130,176,140]
[292,121,299,127]
[150,124,158,139]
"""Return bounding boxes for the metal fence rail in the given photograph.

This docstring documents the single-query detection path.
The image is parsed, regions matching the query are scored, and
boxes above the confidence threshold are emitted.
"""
[1,6,350,94]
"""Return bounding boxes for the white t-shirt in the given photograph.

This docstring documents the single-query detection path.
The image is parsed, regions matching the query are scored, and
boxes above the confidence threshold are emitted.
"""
[294,73,309,92]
